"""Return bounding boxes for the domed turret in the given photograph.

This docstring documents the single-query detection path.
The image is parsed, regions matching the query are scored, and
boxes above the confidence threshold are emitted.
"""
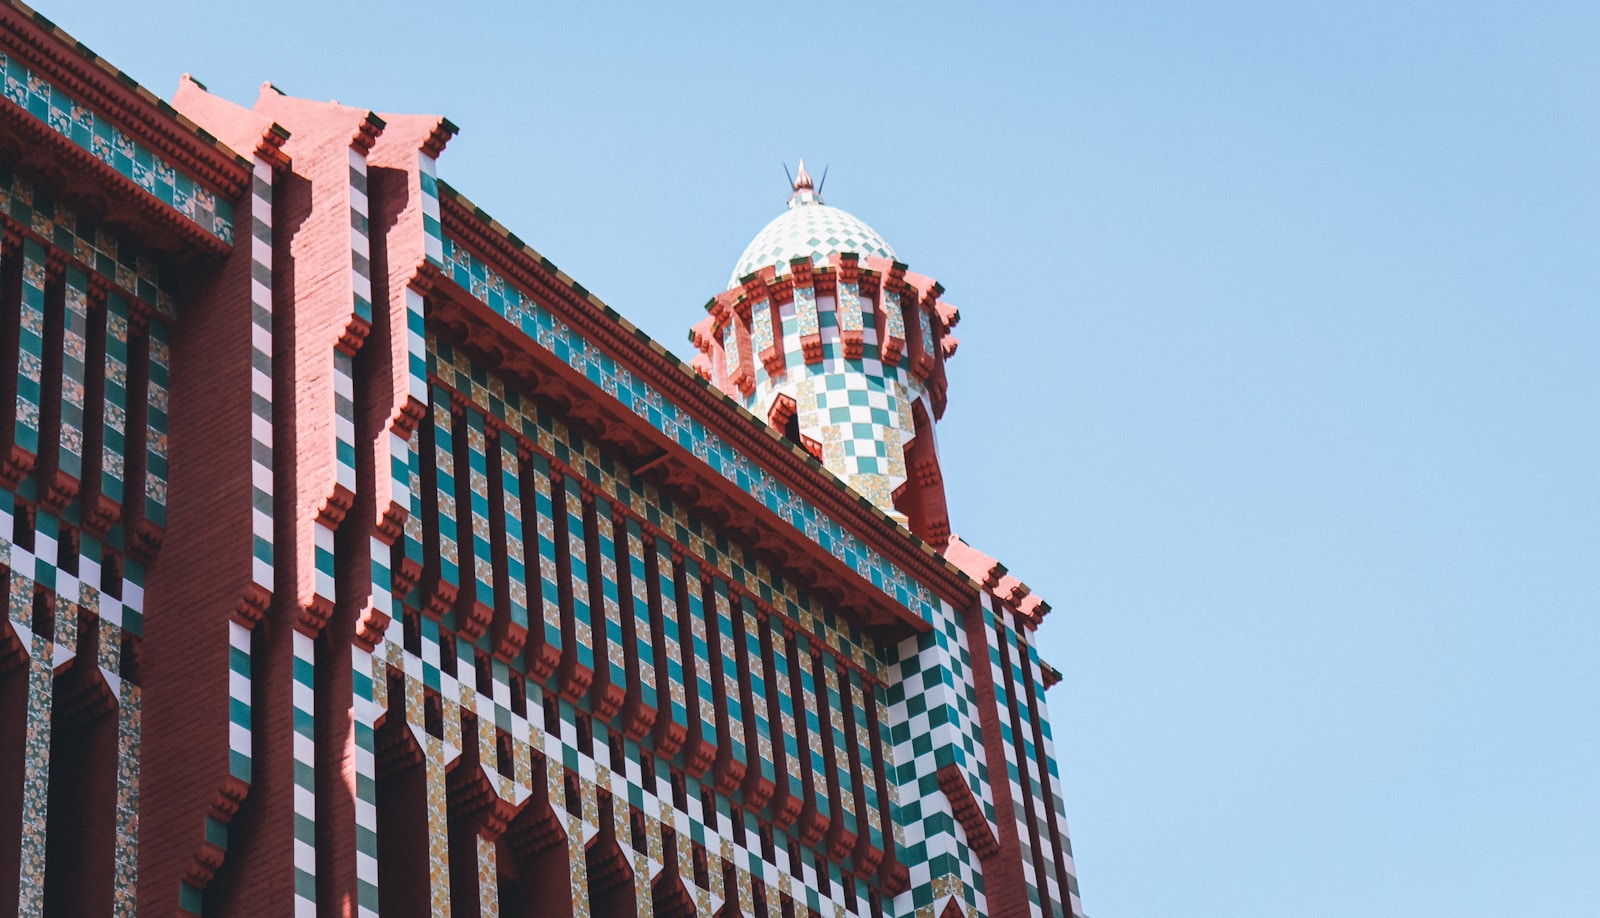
[728,161,897,288]
[690,165,961,542]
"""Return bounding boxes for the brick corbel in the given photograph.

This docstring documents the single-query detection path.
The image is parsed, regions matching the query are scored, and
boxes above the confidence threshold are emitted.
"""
[421,117,460,159]
[879,858,911,897]
[354,601,392,652]
[375,498,407,547]
[936,763,1000,858]
[841,330,863,360]
[316,482,355,528]
[491,612,528,664]
[767,393,797,432]
[127,516,165,565]
[730,297,755,397]
[455,591,493,645]
[181,772,251,894]
[1039,659,1063,690]
[38,467,77,516]
[230,582,272,628]
[297,596,334,636]
[255,123,293,174]
[445,739,518,844]
[336,314,370,357]
[350,111,386,155]
[853,833,884,878]
[825,817,857,863]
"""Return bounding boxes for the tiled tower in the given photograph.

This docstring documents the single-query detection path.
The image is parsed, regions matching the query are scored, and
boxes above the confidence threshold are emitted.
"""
[690,164,960,544]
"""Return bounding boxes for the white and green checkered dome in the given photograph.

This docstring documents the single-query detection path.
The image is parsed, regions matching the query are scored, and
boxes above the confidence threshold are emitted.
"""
[729,187,896,289]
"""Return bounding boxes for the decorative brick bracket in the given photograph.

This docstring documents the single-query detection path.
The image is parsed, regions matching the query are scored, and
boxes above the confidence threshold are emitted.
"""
[937,763,1000,858]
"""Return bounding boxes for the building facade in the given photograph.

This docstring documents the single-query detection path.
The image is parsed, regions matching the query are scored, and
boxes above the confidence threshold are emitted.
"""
[0,3,1084,916]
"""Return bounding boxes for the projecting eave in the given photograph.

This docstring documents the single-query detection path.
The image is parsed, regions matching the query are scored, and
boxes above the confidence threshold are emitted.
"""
[943,532,1054,627]
[0,0,252,258]
[425,182,996,641]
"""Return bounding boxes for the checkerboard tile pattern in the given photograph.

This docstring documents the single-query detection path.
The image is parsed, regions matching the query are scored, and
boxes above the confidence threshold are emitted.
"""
[882,596,991,918]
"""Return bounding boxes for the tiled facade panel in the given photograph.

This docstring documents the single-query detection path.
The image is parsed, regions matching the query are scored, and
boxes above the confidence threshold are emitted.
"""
[677,556,716,774]
[0,51,234,243]
[14,237,43,464]
[961,595,1082,918]
[764,614,800,821]
[48,263,87,494]
[422,383,463,617]
[351,637,382,918]
[647,533,688,753]
[1,490,147,918]
[140,321,171,531]
[883,599,995,918]
[456,406,497,639]
[557,468,595,689]
[352,332,963,916]
[439,237,941,625]
[0,161,173,912]
[619,518,657,735]
[732,592,772,807]
[97,290,130,517]
[524,451,564,678]
[586,495,628,716]
[485,426,527,656]
[1015,622,1082,918]
[705,576,747,794]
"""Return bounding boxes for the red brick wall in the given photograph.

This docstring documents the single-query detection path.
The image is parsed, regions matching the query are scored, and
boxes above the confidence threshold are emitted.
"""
[137,188,263,915]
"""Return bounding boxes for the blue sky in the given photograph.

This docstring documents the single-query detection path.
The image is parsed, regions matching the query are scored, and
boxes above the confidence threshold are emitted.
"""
[61,2,1598,915]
